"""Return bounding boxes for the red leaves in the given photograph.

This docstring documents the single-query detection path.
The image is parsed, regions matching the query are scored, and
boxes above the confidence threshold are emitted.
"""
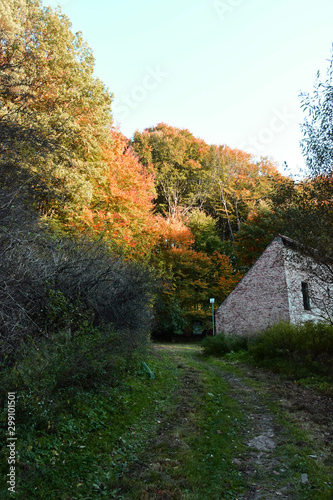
[69,129,159,257]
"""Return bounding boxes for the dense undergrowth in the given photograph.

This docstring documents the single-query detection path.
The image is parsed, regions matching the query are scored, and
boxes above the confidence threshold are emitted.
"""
[0,340,179,499]
[201,322,333,389]
[1,330,332,498]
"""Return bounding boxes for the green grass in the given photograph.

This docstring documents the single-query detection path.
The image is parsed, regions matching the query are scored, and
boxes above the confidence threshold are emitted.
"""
[116,347,249,499]
[1,341,332,499]
[197,354,333,499]
[178,356,248,499]
[263,392,333,499]
[201,322,333,392]
[0,351,180,499]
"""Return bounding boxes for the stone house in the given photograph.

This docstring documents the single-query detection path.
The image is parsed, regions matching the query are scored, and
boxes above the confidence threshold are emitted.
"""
[215,235,333,335]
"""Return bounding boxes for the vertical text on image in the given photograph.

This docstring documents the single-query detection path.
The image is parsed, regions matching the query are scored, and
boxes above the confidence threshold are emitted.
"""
[7,392,16,494]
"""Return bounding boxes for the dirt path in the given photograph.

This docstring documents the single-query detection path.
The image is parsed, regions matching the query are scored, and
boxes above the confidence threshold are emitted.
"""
[193,355,332,499]
[120,344,332,499]
[121,347,205,498]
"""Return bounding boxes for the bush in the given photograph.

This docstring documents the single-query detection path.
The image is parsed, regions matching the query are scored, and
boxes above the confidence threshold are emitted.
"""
[227,334,251,352]
[0,324,146,410]
[201,333,250,356]
[201,333,230,356]
[249,321,333,376]
[0,211,156,362]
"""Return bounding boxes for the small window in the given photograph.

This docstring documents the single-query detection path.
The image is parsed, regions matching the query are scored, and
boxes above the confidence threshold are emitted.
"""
[301,282,311,310]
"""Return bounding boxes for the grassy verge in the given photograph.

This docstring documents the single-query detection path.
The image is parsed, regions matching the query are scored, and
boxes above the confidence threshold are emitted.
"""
[0,350,179,499]
[269,405,333,500]
[201,322,333,393]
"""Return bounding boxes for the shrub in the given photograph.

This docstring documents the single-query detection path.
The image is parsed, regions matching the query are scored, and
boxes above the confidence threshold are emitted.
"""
[0,323,145,409]
[0,212,156,362]
[249,321,333,376]
[0,327,150,451]
[201,333,250,356]
[227,334,251,352]
[201,333,230,356]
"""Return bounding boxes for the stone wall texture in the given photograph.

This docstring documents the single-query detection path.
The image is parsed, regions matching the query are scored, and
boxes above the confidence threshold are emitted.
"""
[216,236,333,335]
[283,246,333,324]
[216,238,290,335]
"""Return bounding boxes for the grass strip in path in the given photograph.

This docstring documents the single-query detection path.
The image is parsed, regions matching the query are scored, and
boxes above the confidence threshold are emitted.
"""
[117,344,249,499]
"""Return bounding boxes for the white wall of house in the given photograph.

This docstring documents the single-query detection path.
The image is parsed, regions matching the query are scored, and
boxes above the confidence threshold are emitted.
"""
[283,245,333,324]
[216,236,333,336]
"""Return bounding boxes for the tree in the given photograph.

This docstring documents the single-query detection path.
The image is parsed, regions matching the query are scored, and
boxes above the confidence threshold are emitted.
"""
[204,144,281,241]
[234,204,279,270]
[0,204,156,360]
[68,129,159,257]
[186,208,223,254]
[0,1,159,358]
[0,0,113,213]
[0,1,159,258]
[132,123,210,217]
[150,217,239,338]
[300,45,333,176]
[235,175,333,269]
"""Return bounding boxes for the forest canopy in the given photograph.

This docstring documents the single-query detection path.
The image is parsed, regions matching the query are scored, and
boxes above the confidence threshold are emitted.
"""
[0,0,332,346]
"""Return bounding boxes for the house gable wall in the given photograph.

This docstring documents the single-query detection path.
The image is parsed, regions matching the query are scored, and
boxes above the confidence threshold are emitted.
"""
[215,238,290,335]
[283,246,333,324]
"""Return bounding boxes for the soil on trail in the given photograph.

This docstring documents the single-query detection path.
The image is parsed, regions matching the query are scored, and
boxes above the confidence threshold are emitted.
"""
[121,345,333,499]
[239,362,333,428]
[194,355,332,499]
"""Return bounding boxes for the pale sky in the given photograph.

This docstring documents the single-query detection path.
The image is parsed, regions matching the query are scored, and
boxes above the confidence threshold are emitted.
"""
[44,0,333,175]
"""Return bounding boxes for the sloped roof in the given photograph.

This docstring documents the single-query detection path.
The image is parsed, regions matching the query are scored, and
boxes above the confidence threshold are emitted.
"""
[216,236,284,311]
[277,234,333,265]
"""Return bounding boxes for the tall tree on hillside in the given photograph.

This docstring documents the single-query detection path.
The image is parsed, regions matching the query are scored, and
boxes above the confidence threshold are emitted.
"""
[70,130,159,257]
[0,0,113,213]
[132,123,210,218]
[204,144,281,241]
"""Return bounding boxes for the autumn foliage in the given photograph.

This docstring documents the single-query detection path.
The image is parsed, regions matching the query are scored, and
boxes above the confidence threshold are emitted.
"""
[2,0,314,341]
[150,216,239,337]
[69,129,159,256]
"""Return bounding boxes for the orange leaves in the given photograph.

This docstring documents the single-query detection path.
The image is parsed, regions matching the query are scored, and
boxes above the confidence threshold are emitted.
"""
[151,212,240,332]
[155,216,195,250]
[69,128,159,257]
